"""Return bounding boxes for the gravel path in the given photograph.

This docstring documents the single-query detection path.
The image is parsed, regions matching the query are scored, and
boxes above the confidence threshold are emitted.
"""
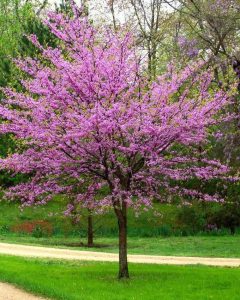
[0,282,46,300]
[1,242,240,267]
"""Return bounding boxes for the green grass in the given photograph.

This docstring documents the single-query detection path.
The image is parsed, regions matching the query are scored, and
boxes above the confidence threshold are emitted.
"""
[2,235,240,258]
[0,255,239,300]
[0,199,177,237]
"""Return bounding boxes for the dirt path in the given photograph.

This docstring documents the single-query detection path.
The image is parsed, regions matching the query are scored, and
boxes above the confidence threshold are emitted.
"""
[1,242,240,267]
[0,282,46,300]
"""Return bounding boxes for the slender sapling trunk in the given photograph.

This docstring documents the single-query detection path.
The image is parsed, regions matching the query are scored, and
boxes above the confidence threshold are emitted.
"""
[87,209,94,247]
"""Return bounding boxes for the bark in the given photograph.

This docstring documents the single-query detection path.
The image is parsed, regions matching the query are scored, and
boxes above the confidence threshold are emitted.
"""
[116,204,129,279]
[118,216,129,278]
[109,0,117,32]
[87,210,94,247]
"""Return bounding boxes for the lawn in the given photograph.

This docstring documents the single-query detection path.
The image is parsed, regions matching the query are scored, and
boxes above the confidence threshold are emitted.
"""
[1,235,240,258]
[0,255,239,300]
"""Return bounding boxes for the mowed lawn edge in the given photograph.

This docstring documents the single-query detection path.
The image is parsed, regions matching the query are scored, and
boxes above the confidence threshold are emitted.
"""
[0,255,239,300]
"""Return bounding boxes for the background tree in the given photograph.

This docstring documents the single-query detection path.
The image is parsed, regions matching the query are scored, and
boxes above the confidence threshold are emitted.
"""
[164,0,240,165]
[105,0,174,79]
[0,0,56,187]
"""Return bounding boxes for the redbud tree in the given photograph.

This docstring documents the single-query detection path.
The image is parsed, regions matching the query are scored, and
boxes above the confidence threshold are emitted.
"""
[0,4,232,278]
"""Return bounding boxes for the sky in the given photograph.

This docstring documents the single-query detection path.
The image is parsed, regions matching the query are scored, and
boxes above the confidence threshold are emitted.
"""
[48,0,81,6]
[45,0,133,26]
[46,0,172,25]
[47,0,172,12]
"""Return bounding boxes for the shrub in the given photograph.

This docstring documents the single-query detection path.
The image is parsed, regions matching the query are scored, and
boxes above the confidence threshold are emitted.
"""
[207,204,240,235]
[11,220,53,237]
[0,225,9,234]
[176,205,206,233]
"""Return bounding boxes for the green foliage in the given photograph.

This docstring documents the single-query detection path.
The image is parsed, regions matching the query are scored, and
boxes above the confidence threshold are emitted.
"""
[207,204,240,235]
[32,225,44,238]
[0,0,57,186]
[0,0,32,87]
[176,205,206,234]
[0,224,9,234]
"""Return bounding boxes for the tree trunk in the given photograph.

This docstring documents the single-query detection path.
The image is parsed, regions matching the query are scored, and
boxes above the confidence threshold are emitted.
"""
[118,211,129,279]
[87,210,94,247]
[230,225,235,235]
[151,43,157,81]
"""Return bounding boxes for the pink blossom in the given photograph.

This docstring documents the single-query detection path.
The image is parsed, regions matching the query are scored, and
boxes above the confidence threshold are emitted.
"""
[0,5,233,213]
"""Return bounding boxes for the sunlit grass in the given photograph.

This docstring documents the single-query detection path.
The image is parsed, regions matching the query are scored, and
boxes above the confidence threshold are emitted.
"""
[0,255,239,300]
